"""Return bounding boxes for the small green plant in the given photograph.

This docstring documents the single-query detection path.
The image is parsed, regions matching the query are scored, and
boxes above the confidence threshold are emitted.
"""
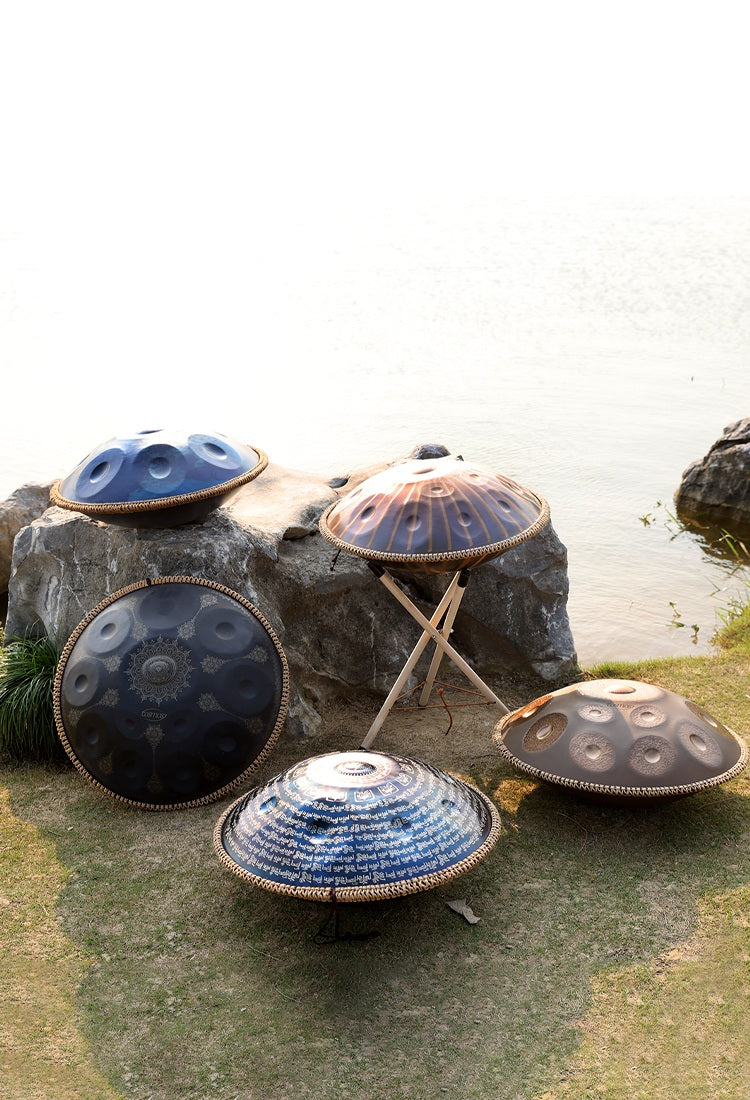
[715,527,749,559]
[716,587,750,631]
[0,632,62,762]
[668,600,685,628]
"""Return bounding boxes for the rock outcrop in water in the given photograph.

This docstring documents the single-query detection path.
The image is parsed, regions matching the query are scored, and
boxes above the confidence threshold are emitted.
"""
[4,458,578,735]
[675,417,750,533]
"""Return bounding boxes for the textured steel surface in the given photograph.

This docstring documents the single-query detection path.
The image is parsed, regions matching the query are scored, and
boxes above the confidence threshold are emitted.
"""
[54,577,288,809]
[319,455,549,573]
[51,429,267,525]
[214,750,501,900]
[494,678,747,800]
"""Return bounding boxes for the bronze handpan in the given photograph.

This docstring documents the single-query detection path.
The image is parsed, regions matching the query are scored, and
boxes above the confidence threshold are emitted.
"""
[51,429,268,527]
[319,454,550,574]
[494,679,748,802]
[214,750,501,901]
[54,577,288,809]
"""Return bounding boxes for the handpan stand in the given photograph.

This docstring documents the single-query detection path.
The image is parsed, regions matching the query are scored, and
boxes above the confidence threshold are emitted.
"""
[361,564,508,748]
[319,452,550,747]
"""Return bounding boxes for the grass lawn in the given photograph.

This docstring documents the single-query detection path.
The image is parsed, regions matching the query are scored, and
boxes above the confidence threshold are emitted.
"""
[1,612,749,1099]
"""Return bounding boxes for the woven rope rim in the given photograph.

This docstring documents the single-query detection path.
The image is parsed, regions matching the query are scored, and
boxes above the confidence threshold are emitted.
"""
[318,487,550,567]
[53,574,289,811]
[492,718,749,798]
[50,447,268,516]
[212,780,502,902]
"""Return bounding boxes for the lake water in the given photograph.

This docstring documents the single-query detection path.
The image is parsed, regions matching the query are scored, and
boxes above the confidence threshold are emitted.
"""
[2,196,749,666]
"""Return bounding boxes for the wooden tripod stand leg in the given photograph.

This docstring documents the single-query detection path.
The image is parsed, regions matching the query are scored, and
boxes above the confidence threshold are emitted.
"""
[361,565,510,748]
[418,570,469,706]
[374,567,509,708]
[360,573,461,749]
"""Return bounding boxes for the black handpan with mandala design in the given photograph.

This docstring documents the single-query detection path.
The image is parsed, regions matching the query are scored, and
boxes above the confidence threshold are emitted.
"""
[54,577,288,809]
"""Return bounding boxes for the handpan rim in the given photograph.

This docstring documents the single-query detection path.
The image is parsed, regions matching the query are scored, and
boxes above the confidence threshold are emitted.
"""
[50,445,268,517]
[53,575,289,811]
[493,732,748,798]
[213,756,502,901]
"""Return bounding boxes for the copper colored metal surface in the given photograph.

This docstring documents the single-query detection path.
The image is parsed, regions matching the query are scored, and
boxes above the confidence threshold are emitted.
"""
[51,429,267,527]
[214,750,501,901]
[54,577,288,809]
[319,455,549,573]
[494,679,748,801]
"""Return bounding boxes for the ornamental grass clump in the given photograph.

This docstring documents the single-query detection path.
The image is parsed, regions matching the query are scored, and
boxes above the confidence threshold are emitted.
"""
[0,632,63,762]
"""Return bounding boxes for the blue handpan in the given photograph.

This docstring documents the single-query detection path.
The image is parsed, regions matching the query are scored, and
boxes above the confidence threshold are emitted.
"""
[51,428,267,527]
[214,749,501,901]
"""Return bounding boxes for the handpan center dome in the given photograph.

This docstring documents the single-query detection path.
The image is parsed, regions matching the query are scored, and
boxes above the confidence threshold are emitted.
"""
[319,454,549,573]
[141,655,178,685]
[51,428,268,527]
[54,577,288,809]
[494,678,748,801]
[214,750,501,901]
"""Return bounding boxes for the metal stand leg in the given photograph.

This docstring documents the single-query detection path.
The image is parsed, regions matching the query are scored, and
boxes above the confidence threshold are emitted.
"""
[361,566,509,748]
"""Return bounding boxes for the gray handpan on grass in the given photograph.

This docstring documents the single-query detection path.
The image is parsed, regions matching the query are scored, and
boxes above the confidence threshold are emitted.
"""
[494,678,747,802]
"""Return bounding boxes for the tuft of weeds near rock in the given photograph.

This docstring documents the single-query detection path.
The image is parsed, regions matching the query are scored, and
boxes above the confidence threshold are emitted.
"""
[0,632,63,762]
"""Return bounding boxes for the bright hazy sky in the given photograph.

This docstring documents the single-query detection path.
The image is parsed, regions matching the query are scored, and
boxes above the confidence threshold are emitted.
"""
[2,0,749,235]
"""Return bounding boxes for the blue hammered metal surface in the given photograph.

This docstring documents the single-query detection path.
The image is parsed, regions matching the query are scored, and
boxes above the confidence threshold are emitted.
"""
[217,750,498,895]
[53,429,265,521]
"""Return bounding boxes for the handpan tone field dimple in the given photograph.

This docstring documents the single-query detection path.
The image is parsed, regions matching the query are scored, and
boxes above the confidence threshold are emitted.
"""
[53,577,288,809]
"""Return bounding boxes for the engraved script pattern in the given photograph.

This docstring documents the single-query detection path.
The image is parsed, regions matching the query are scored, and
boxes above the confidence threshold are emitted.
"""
[221,754,492,890]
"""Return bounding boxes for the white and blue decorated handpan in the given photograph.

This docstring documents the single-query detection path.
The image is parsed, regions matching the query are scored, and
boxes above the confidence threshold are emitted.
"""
[319,453,549,574]
[494,679,748,802]
[51,429,267,527]
[53,577,288,809]
[213,749,501,901]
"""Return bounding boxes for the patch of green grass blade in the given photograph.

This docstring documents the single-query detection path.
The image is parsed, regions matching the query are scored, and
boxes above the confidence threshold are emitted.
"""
[0,633,63,762]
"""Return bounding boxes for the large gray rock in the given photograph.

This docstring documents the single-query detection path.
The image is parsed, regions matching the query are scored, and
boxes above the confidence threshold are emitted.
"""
[675,418,750,532]
[0,482,53,593]
[5,459,577,734]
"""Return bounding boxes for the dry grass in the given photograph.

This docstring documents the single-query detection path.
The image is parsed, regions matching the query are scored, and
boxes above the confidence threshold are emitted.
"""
[0,787,122,1100]
[544,886,750,1100]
